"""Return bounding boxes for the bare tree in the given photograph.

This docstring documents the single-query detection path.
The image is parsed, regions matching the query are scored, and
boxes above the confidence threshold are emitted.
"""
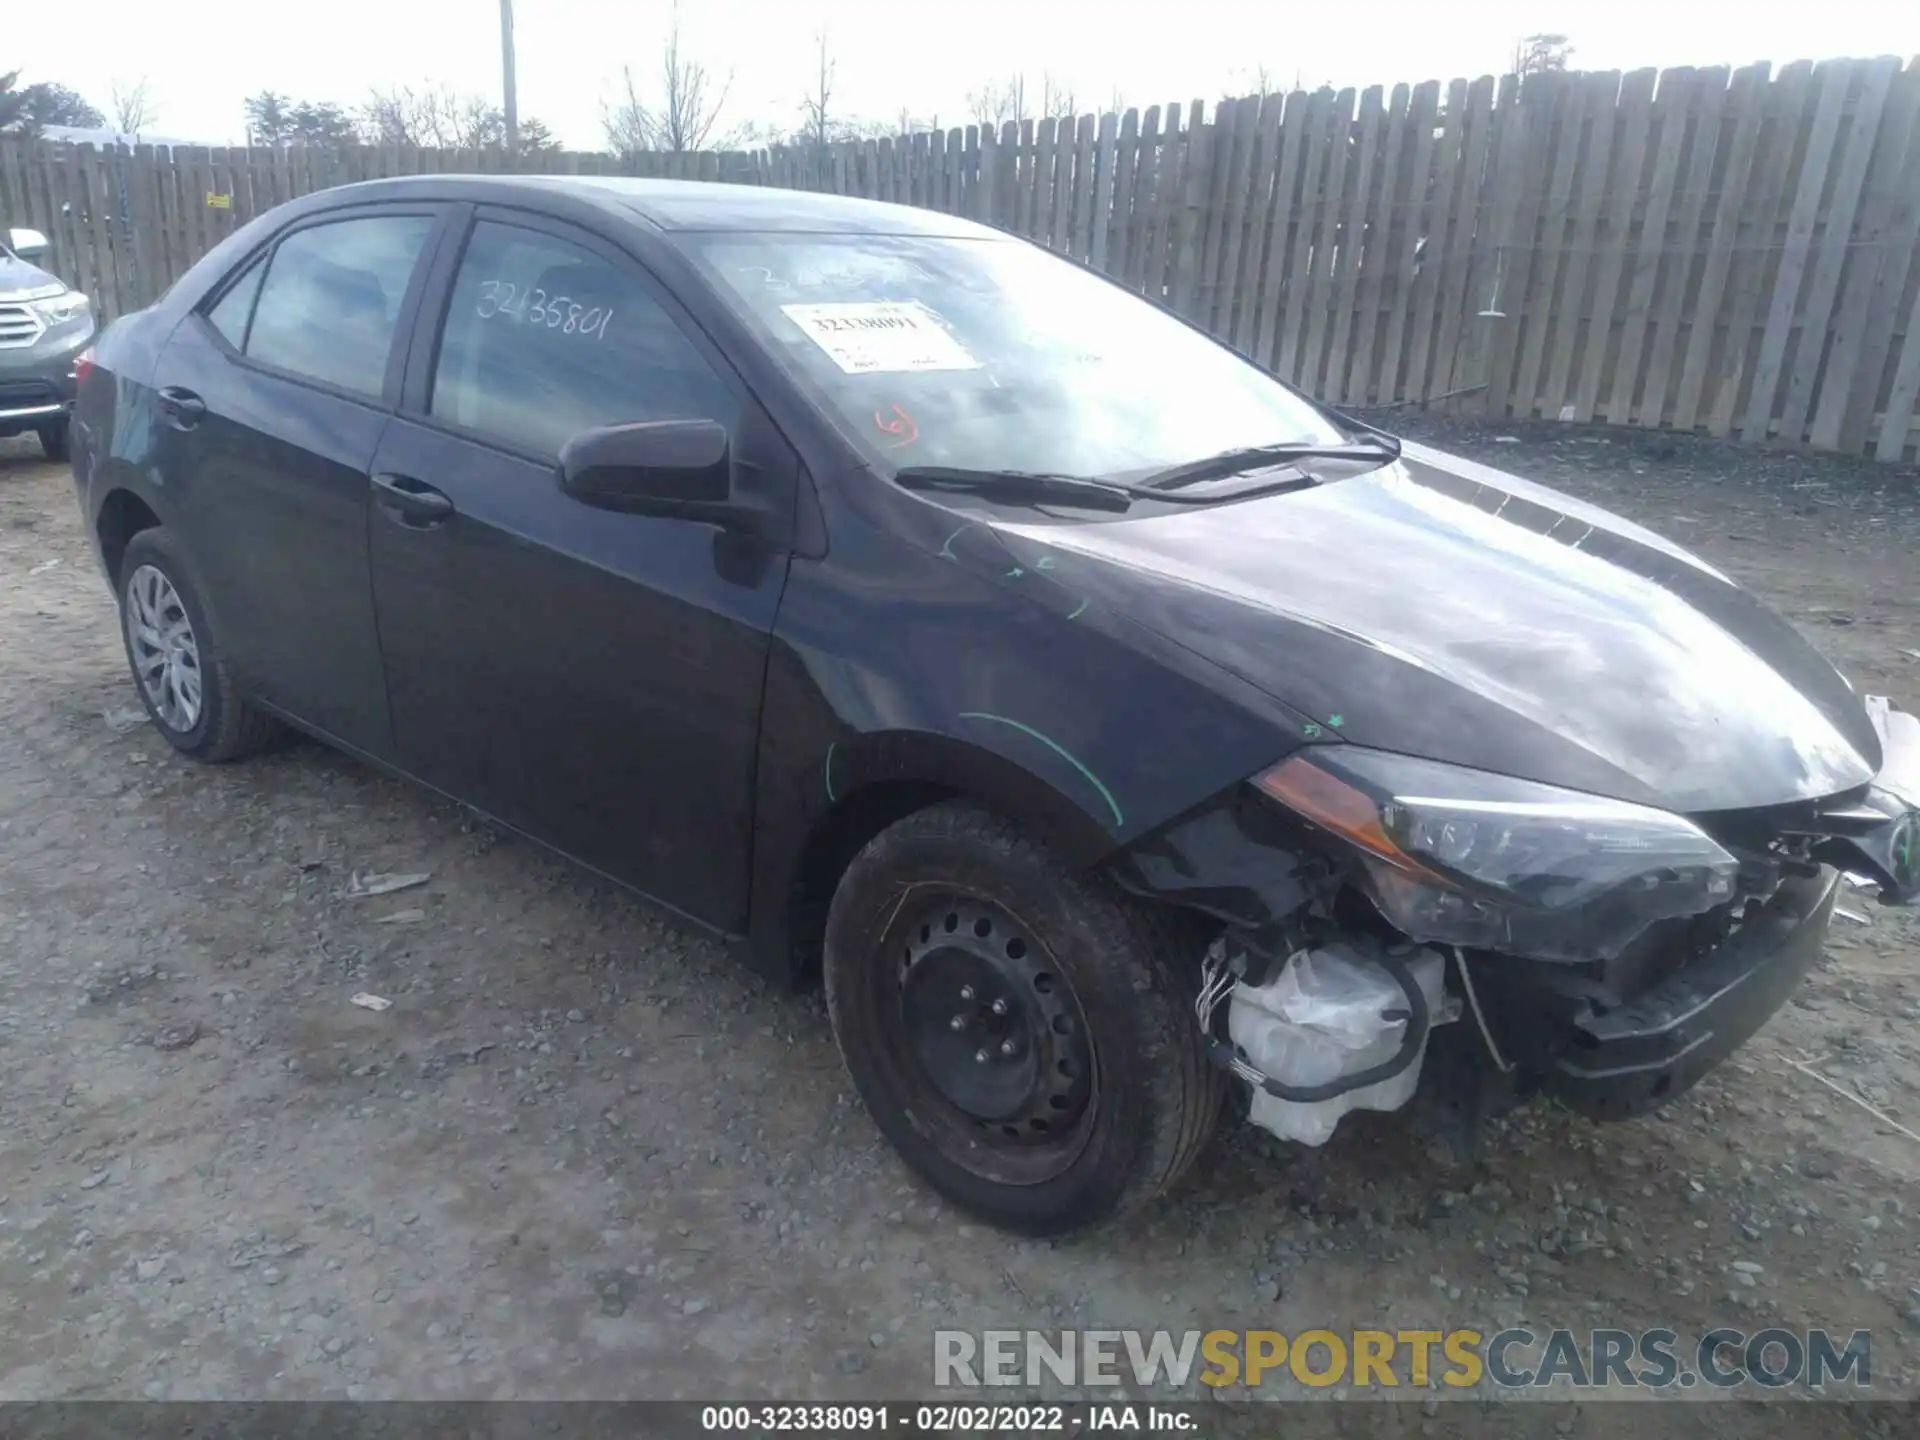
[1039,73,1076,120]
[652,9,733,151]
[109,76,158,134]
[602,67,652,156]
[967,75,1025,132]
[362,84,507,148]
[800,26,834,150]
[1512,33,1574,76]
[1223,65,1281,101]
[602,3,735,155]
[360,87,415,145]
[967,71,1077,131]
[780,29,897,148]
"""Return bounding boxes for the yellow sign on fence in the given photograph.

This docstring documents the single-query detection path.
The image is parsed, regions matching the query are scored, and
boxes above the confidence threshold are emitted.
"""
[205,192,232,210]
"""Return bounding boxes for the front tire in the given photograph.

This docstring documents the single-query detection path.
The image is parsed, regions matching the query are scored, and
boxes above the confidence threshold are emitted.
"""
[823,801,1223,1235]
[116,528,282,761]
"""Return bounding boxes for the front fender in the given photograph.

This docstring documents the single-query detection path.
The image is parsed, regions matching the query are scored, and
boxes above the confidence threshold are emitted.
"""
[741,491,1319,981]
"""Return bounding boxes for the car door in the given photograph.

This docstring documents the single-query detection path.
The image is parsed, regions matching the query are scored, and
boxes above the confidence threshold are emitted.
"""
[367,208,798,932]
[151,205,446,752]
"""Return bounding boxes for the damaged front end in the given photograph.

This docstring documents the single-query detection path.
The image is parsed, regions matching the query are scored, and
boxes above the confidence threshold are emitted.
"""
[1111,697,1920,1152]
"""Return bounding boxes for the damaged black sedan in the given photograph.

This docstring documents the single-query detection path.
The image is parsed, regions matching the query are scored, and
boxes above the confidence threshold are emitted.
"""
[69,176,1920,1236]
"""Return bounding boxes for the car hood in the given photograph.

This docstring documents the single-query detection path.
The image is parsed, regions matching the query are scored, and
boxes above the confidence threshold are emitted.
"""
[0,252,65,299]
[999,441,1880,813]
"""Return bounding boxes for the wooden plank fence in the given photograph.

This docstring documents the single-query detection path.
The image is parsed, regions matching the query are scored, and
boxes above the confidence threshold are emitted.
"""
[3,55,1917,461]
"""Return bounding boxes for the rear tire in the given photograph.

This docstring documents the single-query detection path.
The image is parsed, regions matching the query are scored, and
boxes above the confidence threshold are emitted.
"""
[116,528,283,762]
[38,420,70,463]
[823,801,1223,1236]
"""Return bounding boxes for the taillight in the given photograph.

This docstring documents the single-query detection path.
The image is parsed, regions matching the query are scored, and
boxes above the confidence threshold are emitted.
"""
[72,347,97,387]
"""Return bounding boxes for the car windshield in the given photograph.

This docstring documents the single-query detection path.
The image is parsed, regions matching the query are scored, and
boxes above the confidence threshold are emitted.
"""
[686,232,1347,482]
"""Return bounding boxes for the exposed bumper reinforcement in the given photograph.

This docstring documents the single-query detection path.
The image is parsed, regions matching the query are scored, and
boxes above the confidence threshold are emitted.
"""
[1538,867,1838,1120]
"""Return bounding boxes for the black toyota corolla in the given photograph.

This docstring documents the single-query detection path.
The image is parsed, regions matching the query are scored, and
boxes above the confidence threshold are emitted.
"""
[68,176,1919,1235]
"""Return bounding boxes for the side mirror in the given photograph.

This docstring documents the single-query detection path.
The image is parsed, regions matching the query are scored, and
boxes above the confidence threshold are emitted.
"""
[7,228,51,263]
[558,419,740,521]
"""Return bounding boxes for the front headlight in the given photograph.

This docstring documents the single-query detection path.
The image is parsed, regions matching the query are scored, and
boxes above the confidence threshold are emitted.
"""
[1253,746,1739,962]
[31,289,91,327]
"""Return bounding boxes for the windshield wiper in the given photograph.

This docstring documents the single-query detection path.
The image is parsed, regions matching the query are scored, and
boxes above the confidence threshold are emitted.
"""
[1141,434,1402,491]
[893,463,1338,513]
[893,466,1136,513]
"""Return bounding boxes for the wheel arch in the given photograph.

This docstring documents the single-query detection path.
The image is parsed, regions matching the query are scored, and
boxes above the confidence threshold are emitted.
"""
[749,727,1124,987]
[95,486,165,589]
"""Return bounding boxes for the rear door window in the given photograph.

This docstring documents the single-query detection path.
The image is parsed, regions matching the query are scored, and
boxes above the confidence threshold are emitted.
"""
[429,220,736,458]
[244,215,435,398]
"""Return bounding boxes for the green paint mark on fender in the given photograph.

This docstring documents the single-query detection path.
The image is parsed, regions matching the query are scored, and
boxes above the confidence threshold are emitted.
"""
[1327,713,1345,728]
[938,525,968,561]
[957,712,1124,828]
[824,741,839,802]
[1066,597,1089,620]
[1036,555,1057,571]
[1302,722,1323,739]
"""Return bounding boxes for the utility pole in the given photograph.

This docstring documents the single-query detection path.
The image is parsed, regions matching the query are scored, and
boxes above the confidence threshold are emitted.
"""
[499,0,519,154]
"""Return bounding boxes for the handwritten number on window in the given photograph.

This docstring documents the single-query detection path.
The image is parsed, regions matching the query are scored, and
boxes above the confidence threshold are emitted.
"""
[475,279,611,340]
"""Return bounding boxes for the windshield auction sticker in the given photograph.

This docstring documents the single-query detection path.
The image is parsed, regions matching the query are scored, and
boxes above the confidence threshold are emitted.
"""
[780,301,982,374]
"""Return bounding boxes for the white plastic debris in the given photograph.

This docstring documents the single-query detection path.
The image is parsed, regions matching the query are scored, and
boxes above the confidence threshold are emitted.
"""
[343,871,431,899]
[29,557,62,575]
[349,992,392,1012]
[372,908,426,925]
[1229,942,1448,1147]
[103,705,147,734]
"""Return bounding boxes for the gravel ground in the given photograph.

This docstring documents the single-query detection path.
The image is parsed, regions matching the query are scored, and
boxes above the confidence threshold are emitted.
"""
[0,419,1917,1431]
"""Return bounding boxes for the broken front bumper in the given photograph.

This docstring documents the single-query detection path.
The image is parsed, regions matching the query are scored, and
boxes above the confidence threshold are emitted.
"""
[1813,697,1920,904]
[1470,867,1839,1122]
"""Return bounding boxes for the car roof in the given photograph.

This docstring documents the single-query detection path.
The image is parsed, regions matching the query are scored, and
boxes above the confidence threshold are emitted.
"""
[327,173,1006,239]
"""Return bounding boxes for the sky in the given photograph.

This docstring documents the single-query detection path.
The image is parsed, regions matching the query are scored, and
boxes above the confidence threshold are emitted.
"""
[14,0,1920,149]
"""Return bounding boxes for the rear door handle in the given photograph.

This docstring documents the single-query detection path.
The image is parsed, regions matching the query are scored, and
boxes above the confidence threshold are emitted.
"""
[157,386,205,429]
[371,471,455,527]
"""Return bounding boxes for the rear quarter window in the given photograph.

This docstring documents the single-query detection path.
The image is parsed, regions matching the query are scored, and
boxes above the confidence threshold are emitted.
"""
[205,259,264,350]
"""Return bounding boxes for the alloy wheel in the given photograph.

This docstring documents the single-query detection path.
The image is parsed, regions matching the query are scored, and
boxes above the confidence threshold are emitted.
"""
[124,563,203,733]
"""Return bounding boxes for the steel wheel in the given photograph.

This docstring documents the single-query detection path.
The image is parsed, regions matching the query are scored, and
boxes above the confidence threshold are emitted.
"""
[823,801,1226,1234]
[124,563,203,733]
[879,891,1100,1186]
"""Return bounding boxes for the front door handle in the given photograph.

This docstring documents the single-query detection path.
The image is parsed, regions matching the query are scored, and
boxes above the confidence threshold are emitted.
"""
[372,472,455,527]
[157,385,205,429]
